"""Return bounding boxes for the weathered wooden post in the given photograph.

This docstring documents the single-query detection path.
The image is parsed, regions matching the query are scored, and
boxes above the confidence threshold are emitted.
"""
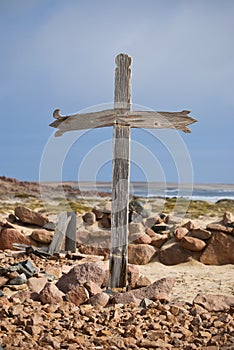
[109,54,132,288]
[49,53,197,288]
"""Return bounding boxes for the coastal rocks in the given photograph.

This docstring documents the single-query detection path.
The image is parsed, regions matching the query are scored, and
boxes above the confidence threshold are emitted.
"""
[56,262,106,293]
[199,232,234,265]
[159,239,191,265]
[0,228,31,250]
[128,244,156,265]
[14,206,49,227]
[31,229,54,243]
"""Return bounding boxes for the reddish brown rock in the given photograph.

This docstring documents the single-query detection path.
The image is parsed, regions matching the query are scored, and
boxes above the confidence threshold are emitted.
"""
[78,244,110,260]
[150,233,168,248]
[128,222,145,235]
[0,276,8,287]
[128,244,156,265]
[146,227,157,237]
[39,283,64,304]
[144,216,160,228]
[31,229,54,243]
[194,294,234,311]
[56,262,106,293]
[15,206,49,226]
[27,277,48,293]
[127,264,140,288]
[200,232,234,265]
[112,277,175,304]
[82,212,96,225]
[135,275,152,288]
[159,239,191,265]
[206,223,233,234]
[89,292,110,307]
[182,220,195,230]
[0,229,32,250]
[188,228,211,240]
[180,236,206,252]
[84,281,102,296]
[65,286,89,305]
[132,233,152,244]
[175,227,188,241]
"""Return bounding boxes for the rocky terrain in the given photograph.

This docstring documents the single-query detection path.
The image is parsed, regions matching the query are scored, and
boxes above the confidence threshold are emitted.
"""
[0,176,234,349]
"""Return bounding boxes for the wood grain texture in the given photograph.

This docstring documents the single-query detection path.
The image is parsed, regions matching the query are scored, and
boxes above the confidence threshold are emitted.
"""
[50,108,196,135]
[48,213,71,255]
[109,53,132,288]
[65,212,76,253]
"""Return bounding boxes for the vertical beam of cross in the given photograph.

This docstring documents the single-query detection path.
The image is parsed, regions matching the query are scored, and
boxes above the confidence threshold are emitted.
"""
[109,54,132,288]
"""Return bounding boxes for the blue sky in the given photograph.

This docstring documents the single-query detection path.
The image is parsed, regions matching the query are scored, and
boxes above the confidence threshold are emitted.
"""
[0,0,233,184]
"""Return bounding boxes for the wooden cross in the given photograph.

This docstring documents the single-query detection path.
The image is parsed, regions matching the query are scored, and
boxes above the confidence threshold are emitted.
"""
[50,53,197,288]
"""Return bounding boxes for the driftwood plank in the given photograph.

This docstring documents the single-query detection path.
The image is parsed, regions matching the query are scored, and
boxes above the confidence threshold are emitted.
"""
[50,108,196,135]
[48,213,71,255]
[109,53,132,288]
[65,212,76,252]
[50,109,116,136]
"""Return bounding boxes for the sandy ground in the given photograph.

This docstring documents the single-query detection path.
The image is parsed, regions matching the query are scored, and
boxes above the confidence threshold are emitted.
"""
[138,259,234,303]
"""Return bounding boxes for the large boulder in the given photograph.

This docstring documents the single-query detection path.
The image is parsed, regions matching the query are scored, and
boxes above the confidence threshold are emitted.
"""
[0,228,31,250]
[128,244,156,265]
[200,232,234,265]
[56,262,106,293]
[15,206,49,227]
[159,239,191,265]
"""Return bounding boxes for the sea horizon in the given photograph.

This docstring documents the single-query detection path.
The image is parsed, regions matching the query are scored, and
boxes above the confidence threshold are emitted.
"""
[59,181,234,203]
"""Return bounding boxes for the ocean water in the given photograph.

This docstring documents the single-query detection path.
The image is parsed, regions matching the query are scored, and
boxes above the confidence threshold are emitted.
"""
[78,182,234,203]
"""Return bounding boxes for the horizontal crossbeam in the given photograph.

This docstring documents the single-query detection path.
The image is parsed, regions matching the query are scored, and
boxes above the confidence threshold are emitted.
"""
[50,108,197,136]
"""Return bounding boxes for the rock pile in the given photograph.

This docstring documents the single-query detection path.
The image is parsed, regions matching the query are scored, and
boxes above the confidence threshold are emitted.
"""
[77,206,234,266]
[0,205,234,268]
